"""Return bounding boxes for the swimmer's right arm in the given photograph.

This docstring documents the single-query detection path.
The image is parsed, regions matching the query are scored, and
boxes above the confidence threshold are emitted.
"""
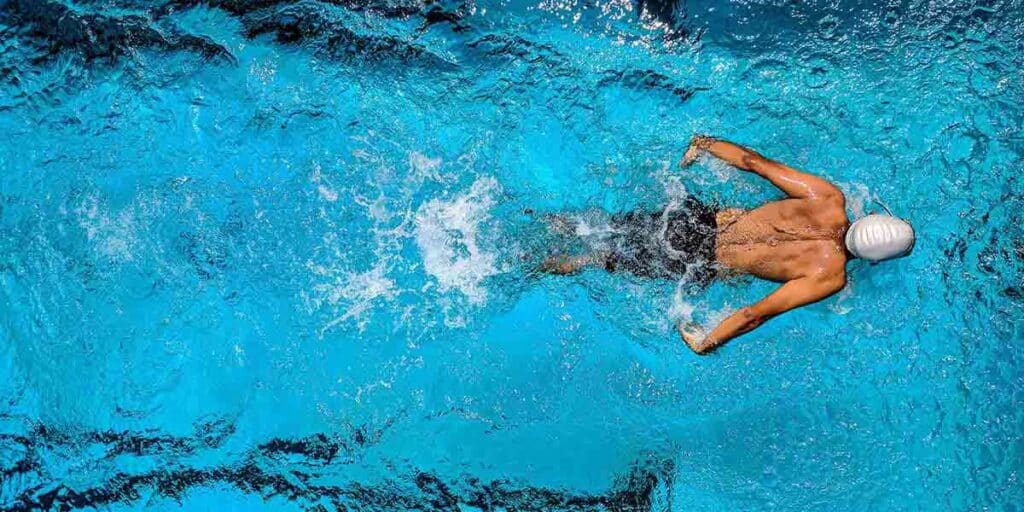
[681,271,846,355]
[680,136,843,202]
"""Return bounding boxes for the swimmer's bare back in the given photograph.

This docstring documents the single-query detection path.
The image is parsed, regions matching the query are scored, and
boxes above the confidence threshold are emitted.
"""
[679,136,849,354]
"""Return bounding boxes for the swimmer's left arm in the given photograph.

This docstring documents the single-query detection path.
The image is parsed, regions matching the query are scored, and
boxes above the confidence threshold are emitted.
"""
[679,136,843,202]
[679,273,846,355]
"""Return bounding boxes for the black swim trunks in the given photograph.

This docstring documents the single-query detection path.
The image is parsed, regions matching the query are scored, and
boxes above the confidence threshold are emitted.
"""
[604,197,718,285]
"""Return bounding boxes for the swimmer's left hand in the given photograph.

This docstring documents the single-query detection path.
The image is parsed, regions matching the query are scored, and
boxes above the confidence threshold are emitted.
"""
[679,135,714,169]
[679,145,701,169]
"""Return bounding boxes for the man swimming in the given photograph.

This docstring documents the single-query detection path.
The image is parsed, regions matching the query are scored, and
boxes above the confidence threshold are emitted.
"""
[541,136,915,355]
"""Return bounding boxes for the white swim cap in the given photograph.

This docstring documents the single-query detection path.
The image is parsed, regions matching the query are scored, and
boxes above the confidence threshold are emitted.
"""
[845,214,915,262]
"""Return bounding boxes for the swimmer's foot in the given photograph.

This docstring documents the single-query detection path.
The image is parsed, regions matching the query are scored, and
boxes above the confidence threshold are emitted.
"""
[538,253,605,275]
[539,255,584,275]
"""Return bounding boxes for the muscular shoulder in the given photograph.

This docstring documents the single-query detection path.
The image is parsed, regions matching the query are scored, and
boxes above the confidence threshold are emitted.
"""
[809,261,847,295]
[793,191,848,228]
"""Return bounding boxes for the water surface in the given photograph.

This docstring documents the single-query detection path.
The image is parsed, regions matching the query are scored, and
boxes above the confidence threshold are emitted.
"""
[1,0,1022,510]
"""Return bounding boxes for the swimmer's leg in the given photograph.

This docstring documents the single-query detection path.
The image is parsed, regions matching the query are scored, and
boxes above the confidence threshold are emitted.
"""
[538,252,609,275]
[543,213,576,236]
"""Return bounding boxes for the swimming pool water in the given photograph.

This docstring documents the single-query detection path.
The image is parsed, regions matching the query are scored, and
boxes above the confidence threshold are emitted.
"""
[1,0,1022,510]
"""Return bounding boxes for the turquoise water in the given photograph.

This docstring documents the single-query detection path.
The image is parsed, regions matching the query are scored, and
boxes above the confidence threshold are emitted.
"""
[1,0,1022,510]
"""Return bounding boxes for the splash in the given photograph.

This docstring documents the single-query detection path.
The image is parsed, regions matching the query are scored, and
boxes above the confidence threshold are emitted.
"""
[669,277,735,329]
[667,289,695,324]
[308,262,396,334]
[414,177,500,305]
[408,151,443,181]
[72,194,139,263]
[310,162,340,202]
[838,181,873,218]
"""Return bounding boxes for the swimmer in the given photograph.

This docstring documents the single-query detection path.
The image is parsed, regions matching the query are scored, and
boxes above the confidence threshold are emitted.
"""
[540,135,915,354]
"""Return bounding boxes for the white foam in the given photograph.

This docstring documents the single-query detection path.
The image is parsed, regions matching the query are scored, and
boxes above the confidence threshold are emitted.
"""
[353,192,392,225]
[672,152,761,194]
[414,177,500,305]
[310,262,396,334]
[408,151,443,181]
[837,181,873,218]
[74,194,138,262]
[310,161,339,202]
[668,266,703,323]
[669,279,736,330]
[704,156,740,184]
[660,172,691,200]
[655,174,693,259]
[667,292,696,324]
[828,278,855,315]
[573,217,617,239]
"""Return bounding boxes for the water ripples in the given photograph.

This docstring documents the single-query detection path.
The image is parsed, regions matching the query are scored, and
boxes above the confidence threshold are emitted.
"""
[1,0,1023,510]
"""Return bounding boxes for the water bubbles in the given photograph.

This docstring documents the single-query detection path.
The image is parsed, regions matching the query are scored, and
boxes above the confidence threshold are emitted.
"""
[801,53,834,89]
[817,14,840,40]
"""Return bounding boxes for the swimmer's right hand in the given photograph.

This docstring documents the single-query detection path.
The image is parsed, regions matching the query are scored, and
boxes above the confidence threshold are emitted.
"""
[677,321,710,355]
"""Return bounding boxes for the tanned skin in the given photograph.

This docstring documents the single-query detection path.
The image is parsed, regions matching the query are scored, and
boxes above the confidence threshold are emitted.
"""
[541,136,850,354]
[677,136,849,354]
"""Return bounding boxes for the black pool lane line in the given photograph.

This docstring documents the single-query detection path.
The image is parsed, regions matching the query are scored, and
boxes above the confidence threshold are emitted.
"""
[1,423,674,511]
[2,0,237,64]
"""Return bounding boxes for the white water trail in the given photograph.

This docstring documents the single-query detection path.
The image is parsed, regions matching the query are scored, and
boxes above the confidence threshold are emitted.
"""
[414,177,501,305]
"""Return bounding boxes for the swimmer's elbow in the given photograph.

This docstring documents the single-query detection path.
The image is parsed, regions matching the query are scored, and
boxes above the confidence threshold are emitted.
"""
[815,186,845,204]
[740,153,770,172]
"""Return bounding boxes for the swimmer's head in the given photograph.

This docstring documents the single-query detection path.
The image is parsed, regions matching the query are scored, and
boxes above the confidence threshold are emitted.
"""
[845,214,915,262]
